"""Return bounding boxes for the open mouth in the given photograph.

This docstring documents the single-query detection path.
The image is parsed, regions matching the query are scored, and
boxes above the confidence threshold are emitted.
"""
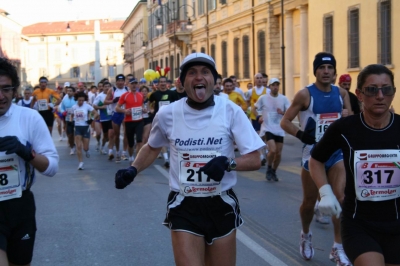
[194,84,206,100]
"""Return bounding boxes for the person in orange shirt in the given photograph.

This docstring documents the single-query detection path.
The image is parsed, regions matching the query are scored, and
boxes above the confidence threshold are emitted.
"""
[223,78,247,111]
[30,77,61,134]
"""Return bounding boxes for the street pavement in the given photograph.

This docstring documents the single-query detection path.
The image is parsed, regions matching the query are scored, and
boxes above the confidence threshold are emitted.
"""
[30,131,340,266]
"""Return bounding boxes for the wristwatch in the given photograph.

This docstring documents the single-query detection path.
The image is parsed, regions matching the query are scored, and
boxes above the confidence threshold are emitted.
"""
[226,158,237,172]
[28,149,36,161]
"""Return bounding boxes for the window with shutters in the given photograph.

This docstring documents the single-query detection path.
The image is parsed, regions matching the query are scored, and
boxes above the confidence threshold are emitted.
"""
[242,36,250,78]
[234,38,239,78]
[71,67,80,78]
[348,8,359,68]
[257,31,265,73]
[221,41,227,78]
[198,0,204,16]
[210,44,216,62]
[323,15,333,53]
[378,0,391,65]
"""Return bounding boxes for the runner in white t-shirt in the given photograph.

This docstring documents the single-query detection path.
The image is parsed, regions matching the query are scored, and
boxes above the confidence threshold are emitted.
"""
[71,91,99,170]
[114,53,265,265]
[255,78,290,181]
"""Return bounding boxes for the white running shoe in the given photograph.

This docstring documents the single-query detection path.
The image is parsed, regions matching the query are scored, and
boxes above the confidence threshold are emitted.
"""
[85,150,90,158]
[329,247,352,266]
[78,162,84,170]
[70,147,75,155]
[129,156,135,162]
[95,143,100,152]
[315,208,331,224]
[300,232,314,260]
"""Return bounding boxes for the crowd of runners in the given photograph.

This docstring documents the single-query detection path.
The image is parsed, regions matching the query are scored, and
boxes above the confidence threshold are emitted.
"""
[2,51,399,266]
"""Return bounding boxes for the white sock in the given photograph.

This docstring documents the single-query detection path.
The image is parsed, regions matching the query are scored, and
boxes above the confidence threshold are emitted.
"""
[333,242,343,249]
[163,152,168,161]
[301,230,312,239]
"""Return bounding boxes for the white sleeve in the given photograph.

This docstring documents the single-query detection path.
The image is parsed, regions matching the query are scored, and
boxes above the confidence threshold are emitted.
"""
[28,111,59,176]
[148,112,170,148]
[254,95,264,109]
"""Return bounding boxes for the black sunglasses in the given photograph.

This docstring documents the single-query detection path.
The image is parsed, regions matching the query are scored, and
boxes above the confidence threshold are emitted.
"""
[361,86,396,97]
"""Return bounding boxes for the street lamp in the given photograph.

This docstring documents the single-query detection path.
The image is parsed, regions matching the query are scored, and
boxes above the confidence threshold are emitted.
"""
[155,2,195,78]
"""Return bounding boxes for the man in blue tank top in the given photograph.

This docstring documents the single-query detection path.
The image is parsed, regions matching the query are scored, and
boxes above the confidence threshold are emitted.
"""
[281,52,353,265]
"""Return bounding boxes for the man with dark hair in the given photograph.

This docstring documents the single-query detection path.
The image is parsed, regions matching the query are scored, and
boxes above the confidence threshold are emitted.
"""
[228,75,245,99]
[281,52,353,265]
[104,74,128,162]
[0,57,59,266]
[261,73,269,87]
[30,76,61,134]
[114,53,264,265]
[338,74,361,114]
[60,86,77,155]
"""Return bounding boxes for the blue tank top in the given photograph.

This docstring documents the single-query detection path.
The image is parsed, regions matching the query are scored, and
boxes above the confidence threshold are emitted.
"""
[300,84,343,135]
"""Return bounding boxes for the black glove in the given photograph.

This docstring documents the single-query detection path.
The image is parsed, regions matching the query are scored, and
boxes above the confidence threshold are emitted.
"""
[112,97,120,103]
[115,166,137,189]
[0,136,34,161]
[86,119,93,125]
[296,130,316,145]
[199,156,228,182]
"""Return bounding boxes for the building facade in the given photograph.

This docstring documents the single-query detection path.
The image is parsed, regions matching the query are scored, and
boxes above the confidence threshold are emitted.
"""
[22,19,124,88]
[0,9,25,87]
[121,0,148,78]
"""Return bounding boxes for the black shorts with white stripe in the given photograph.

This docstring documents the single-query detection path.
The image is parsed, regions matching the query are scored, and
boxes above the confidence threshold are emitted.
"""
[163,188,243,244]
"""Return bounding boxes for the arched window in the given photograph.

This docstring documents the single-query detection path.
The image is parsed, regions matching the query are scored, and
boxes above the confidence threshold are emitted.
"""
[201,47,206,53]
[258,31,266,73]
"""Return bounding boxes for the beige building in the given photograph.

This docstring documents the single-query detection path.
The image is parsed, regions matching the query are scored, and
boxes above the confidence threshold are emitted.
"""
[127,0,398,109]
[22,19,124,88]
[0,9,26,87]
[121,0,148,78]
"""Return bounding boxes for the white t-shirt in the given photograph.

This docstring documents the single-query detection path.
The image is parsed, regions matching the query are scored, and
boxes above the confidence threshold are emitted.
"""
[215,92,229,99]
[88,91,96,105]
[255,94,290,137]
[149,96,265,192]
[72,102,94,126]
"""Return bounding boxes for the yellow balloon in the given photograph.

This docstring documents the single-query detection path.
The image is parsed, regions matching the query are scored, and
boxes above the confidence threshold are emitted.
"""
[144,69,156,82]
[154,71,160,80]
[161,69,165,76]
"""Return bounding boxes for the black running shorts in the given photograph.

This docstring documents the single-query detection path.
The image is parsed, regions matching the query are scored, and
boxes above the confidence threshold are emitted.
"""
[0,190,37,265]
[125,120,144,147]
[101,120,112,134]
[265,132,284,143]
[341,215,400,264]
[163,188,243,244]
[39,110,54,127]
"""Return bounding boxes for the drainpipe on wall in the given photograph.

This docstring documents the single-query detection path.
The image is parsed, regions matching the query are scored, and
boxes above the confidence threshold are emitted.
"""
[252,0,255,78]
[281,0,286,95]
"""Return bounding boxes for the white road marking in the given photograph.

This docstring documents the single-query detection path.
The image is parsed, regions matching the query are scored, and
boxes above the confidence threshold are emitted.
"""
[153,165,288,266]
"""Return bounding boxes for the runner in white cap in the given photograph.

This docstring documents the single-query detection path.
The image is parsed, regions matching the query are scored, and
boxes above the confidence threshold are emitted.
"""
[114,53,265,266]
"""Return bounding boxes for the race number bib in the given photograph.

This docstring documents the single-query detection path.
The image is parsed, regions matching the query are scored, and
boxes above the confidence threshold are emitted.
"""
[66,108,73,121]
[0,155,22,201]
[142,103,149,118]
[159,101,170,109]
[131,107,143,120]
[354,150,400,201]
[37,99,48,111]
[74,110,85,123]
[178,151,221,197]
[315,113,340,142]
